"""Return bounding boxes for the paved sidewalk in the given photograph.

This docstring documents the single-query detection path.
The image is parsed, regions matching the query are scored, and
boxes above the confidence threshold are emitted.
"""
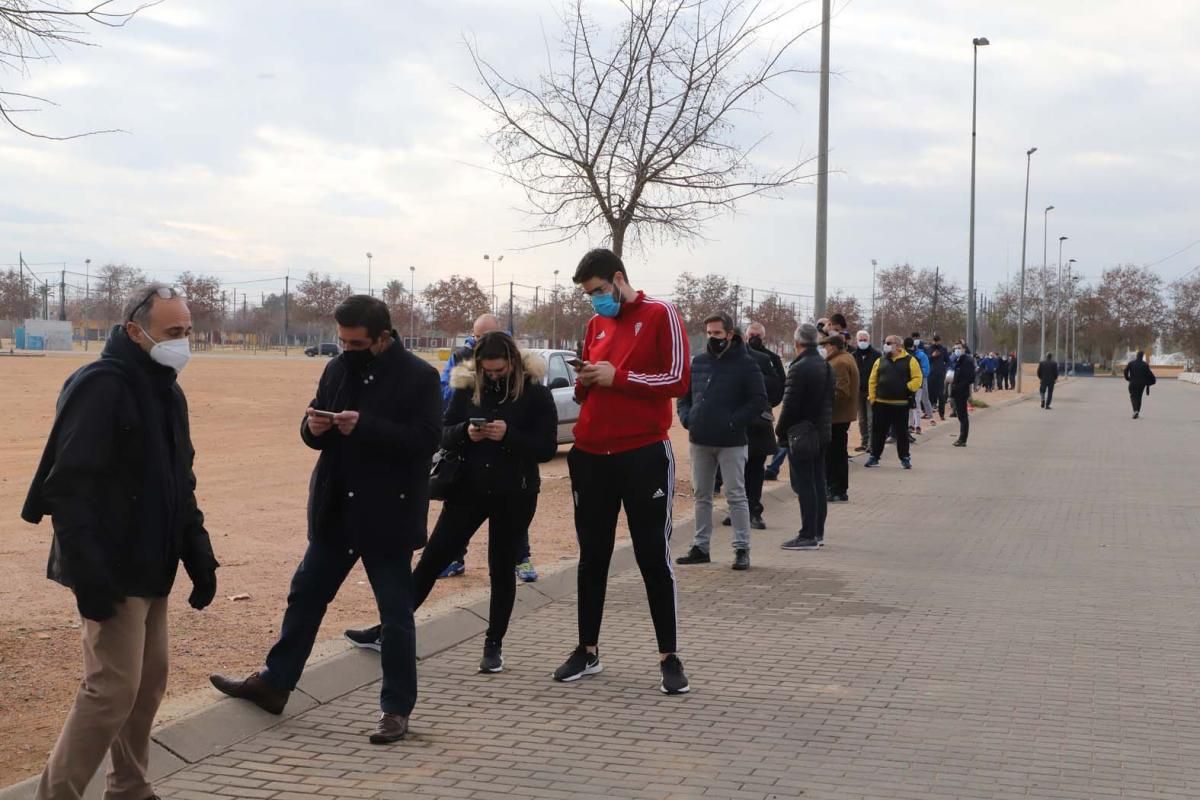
[93,381,1200,797]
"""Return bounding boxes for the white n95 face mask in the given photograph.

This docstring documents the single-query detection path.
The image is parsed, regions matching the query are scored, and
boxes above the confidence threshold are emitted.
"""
[883,343,894,354]
[139,326,192,373]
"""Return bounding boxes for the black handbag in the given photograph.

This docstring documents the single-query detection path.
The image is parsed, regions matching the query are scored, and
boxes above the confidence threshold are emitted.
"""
[429,449,464,501]
[786,363,830,460]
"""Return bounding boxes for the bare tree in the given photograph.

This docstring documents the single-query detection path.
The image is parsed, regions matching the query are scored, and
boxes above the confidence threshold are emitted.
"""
[0,0,157,139]
[466,0,817,256]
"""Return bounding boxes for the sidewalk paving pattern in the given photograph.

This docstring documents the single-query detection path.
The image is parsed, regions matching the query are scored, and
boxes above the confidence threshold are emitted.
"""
[22,380,1200,798]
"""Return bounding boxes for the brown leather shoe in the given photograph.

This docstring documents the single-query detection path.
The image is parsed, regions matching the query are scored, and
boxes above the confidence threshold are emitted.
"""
[369,712,408,744]
[209,671,289,715]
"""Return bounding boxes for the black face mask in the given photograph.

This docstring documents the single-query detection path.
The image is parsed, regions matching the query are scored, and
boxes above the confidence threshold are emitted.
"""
[748,335,764,350]
[342,345,377,372]
[708,337,729,355]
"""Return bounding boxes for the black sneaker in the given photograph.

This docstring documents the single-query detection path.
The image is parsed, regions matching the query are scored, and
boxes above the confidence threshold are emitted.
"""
[732,549,750,571]
[953,440,967,447]
[781,536,819,550]
[553,646,602,682]
[750,515,766,530]
[901,457,913,470]
[479,641,504,674]
[830,493,849,503]
[675,546,711,565]
[660,654,690,695]
[345,625,382,652]
[722,516,732,527]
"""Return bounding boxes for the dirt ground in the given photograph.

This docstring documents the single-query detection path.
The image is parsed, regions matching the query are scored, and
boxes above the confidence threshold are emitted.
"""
[0,350,769,785]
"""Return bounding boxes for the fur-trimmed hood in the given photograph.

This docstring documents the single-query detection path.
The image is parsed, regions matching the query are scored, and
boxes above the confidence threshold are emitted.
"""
[450,351,548,390]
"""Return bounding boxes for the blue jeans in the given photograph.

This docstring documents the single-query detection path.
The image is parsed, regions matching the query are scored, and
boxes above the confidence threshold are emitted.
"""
[263,539,417,716]
[766,445,788,476]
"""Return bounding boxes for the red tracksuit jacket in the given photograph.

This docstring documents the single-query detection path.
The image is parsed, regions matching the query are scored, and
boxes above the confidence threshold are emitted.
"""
[573,291,690,455]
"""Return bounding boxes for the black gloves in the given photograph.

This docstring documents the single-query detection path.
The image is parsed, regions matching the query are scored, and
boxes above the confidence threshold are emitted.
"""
[188,569,217,610]
[75,586,118,622]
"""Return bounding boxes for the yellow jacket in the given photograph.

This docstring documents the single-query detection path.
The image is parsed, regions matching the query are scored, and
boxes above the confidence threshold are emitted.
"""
[868,348,923,405]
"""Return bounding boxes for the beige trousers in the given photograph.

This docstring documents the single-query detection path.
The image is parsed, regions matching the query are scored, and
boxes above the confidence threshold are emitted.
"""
[35,596,169,800]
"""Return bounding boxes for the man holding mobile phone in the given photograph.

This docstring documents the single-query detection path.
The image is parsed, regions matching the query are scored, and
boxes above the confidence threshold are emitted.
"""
[211,295,441,745]
[553,248,692,695]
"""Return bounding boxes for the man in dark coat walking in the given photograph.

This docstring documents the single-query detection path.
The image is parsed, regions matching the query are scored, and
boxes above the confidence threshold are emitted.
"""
[1037,353,1060,409]
[1124,350,1157,419]
[742,322,785,528]
[211,295,441,745]
[776,322,834,550]
[23,284,219,800]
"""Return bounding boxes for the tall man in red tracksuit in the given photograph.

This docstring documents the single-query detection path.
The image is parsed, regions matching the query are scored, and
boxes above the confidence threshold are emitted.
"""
[552,249,693,695]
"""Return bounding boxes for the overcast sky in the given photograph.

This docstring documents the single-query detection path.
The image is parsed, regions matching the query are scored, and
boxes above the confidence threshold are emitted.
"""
[2,0,1198,311]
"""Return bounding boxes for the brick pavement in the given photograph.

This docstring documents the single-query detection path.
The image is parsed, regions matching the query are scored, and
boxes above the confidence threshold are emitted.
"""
[149,379,1200,799]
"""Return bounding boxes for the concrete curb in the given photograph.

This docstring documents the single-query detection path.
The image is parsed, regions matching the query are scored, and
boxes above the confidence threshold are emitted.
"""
[1,389,1037,798]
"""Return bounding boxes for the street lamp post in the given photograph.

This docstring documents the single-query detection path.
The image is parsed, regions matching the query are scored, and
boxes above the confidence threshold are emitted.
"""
[1016,147,1037,393]
[812,0,832,319]
[1040,206,1053,360]
[409,265,416,347]
[870,259,878,337]
[1055,236,1068,364]
[1065,259,1077,372]
[552,269,560,349]
[84,258,91,352]
[366,252,373,296]
[483,254,504,315]
[967,35,990,354]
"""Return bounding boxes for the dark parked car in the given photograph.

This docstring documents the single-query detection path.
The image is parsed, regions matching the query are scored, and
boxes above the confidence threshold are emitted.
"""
[305,343,340,357]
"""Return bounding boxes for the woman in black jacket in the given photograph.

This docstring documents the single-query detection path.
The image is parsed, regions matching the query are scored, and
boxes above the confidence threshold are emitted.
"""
[423,332,558,672]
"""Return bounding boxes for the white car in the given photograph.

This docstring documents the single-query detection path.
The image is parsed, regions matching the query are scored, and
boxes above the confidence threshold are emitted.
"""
[529,348,581,444]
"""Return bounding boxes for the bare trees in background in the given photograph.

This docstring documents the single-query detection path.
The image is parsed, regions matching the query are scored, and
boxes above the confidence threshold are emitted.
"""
[0,1,156,138]
[466,0,816,256]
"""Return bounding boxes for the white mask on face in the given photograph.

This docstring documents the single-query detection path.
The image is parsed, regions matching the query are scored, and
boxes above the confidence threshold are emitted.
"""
[883,343,894,354]
[857,340,869,350]
[818,346,828,359]
[139,326,192,373]
[914,339,922,347]
[954,348,963,357]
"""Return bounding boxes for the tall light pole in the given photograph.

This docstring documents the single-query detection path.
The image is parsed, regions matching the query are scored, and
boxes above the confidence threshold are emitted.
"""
[409,265,416,347]
[483,254,504,315]
[552,268,560,348]
[812,0,832,319]
[365,252,373,296]
[967,36,990,354]
[84,258,91,352]
[1016,147,1037,393]
[1055,235,1068,363]
[1070,261,1080,374]
[870,259,878,337]
[1039,205,1054,359]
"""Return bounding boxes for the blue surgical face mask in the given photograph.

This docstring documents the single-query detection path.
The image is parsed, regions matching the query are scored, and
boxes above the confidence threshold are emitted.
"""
[591,286,621,318]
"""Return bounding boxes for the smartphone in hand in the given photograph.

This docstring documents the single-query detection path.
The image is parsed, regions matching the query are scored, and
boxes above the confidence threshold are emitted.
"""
[309,409,338,420]
[567,358,586,371]
[469,417,488,428]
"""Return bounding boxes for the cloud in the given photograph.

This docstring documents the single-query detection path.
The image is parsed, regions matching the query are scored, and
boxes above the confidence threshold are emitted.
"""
[2,0,1198,302]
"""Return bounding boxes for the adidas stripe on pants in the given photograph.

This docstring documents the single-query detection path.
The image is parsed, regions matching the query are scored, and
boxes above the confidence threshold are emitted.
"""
[568,441,679,654]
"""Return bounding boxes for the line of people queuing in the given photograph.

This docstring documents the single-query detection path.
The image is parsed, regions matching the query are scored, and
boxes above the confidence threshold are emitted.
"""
[22,251,1000,798]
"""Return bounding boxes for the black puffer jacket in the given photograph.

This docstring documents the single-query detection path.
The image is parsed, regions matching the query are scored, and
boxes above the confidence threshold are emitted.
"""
[303,334,442,554]
[853,344,881,394]
[677,335,768,448]
[775,345,834,448]
[442,353,558,496]
[22,327,218,600]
